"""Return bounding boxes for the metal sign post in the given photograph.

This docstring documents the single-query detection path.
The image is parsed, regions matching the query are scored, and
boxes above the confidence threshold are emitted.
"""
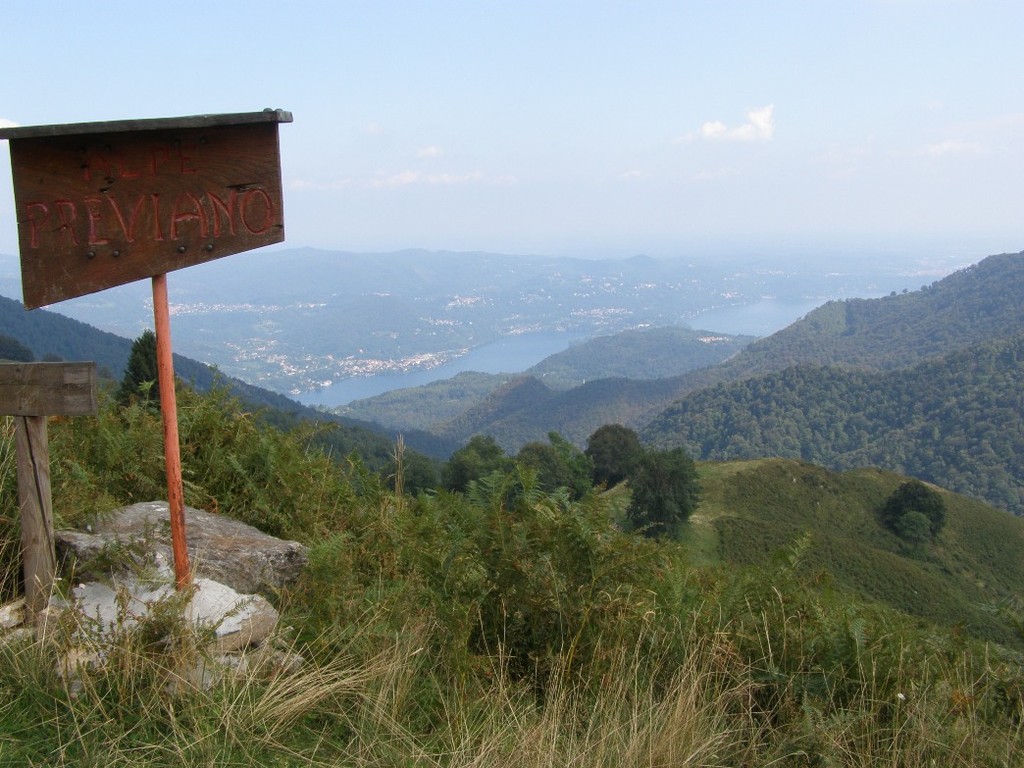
[152,272,190,588]
[0,110,292,590]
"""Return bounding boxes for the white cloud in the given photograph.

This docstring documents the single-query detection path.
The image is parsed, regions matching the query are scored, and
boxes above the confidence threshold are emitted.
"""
[677,105,775,143]
[363,122,385,135]
[288,177,354,191]
[618,170,645,180]
[372,170,484,188]
[923,138,986,157]
[416,145,442,159]
[700,121,728,139]
[691,167,740,182]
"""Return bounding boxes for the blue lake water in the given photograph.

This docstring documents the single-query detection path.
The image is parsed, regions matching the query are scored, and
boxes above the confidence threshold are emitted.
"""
[690,297,824,336]
[297,297,826,408]
[297,332,588,407]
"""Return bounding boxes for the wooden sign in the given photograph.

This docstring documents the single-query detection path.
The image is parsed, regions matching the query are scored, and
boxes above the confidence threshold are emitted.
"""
[0,362,98,615]
[0,361,97,416]
[0,110,292,309]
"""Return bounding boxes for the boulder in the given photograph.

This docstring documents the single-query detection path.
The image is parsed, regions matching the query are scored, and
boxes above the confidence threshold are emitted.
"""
[56,501,308,597]
[0,598,25,630]
[49,571,285,694]
[70,572,280,651]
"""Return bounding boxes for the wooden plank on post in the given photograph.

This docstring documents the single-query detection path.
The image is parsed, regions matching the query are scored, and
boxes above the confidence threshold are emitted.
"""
[0,362,97,416]
[0,362,98,615]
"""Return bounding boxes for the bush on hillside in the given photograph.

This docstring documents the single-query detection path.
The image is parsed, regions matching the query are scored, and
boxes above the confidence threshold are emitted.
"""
[441,434,513,492]
[585,423,643,487]
[515,431,593,499]
[880,480,947,542]
[626,447,700,538]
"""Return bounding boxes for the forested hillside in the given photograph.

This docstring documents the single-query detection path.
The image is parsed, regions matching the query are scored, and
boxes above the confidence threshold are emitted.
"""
[434,375,690,453]
[339,326,752,440]
[0,294,132,377]
[703,250,1024,378]
[645,333,1024,514]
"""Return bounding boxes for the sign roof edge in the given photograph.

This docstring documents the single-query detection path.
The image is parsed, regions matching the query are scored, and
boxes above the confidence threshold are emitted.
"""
[0,109,292,140]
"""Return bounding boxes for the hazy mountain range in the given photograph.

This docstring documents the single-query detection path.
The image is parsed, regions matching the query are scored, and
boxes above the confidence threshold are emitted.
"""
[0,247,960,395]
[2,246,1021,516]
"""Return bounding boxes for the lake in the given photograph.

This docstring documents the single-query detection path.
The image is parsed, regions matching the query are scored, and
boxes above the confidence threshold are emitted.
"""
[296,332,588,407]
[690,297,824,336]
[296,297,825,408]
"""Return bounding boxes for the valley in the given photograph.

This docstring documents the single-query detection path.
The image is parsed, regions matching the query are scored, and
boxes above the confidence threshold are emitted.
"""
[0,246,962,397]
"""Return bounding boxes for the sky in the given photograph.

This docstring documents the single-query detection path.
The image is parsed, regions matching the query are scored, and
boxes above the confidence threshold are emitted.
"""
[1,0,1023,261]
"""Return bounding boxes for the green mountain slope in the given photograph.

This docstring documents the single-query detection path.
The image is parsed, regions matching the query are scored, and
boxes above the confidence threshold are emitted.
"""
[337,371,516,432]
[705,250,1024,378]
[645,334,1024,514]
[525,326,754,389]
[432,374,693,452]
[689,458,1024,647]
[340,325,752,450]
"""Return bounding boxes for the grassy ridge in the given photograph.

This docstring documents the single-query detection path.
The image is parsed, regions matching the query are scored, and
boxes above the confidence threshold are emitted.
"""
[694,459,1024,647]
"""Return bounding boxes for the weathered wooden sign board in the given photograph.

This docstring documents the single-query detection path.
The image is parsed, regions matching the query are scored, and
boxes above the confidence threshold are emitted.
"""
[0,110,291,308]
[0,361,97,416]
[0,362,97,615]
[0,110,291,593]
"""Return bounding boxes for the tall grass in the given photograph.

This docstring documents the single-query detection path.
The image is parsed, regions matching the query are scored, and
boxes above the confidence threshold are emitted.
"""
[0,417,20,604]
[3,386,1024,765]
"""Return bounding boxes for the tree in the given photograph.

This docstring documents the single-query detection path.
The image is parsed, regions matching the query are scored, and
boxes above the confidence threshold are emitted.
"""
[585,424,643,488]
[626,448,700,538]
[395,450,439,496]
[441,435,512,492]
[0,334,34,362]
[516,431,594,500]
[880,480,946,541]
[117,330,160,407]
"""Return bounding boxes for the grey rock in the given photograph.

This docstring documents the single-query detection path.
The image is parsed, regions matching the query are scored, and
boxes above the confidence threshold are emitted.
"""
[56,501,308,597]
[0,598,25,630]
[70,573,279,652]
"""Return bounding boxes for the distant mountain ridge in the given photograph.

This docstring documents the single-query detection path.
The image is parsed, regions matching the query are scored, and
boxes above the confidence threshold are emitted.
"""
[1,246,939,395]
[368,249,1024,455]
[526,326,754,389]
[338,326,753,432]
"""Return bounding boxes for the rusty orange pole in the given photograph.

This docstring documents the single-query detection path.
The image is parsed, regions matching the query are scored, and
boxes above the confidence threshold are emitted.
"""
[152,273,191,589]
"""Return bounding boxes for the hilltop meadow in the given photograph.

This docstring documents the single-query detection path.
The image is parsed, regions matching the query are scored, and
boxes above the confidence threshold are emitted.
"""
[1,382,1023,766]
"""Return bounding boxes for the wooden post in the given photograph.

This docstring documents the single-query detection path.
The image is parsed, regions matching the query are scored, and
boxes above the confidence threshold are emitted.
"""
[152,273,191,589]
[14,415,56,615]
[0,362,97,616]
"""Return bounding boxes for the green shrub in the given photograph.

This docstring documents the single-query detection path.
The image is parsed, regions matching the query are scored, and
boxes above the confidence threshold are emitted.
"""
[880,479,947,540]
